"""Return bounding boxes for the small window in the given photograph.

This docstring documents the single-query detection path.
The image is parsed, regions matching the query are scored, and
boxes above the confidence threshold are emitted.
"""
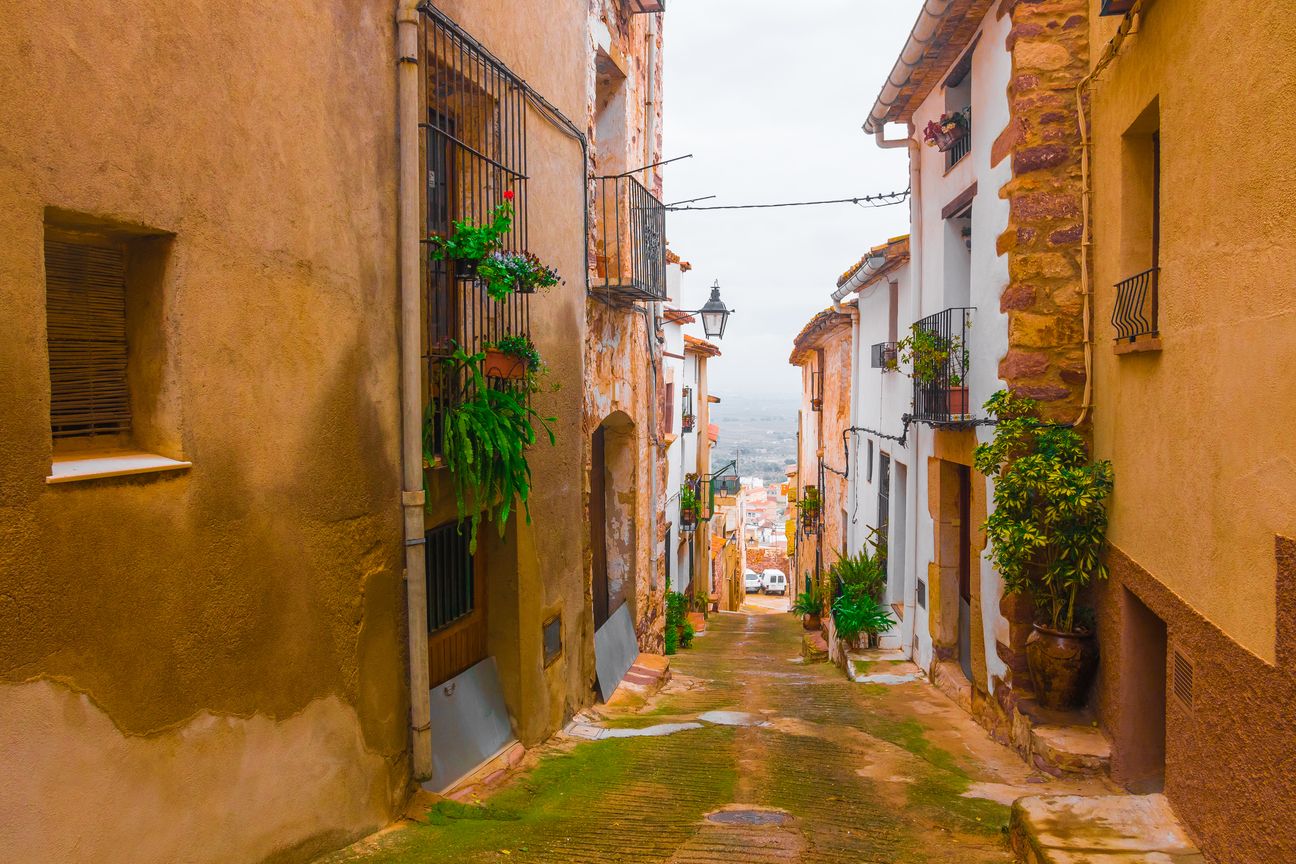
[543,614,562,667]
[1114,100,1161,347]
[46,236,131,442]
[426,521,475,632]
[663,380,675,435]
[866,439,875,483]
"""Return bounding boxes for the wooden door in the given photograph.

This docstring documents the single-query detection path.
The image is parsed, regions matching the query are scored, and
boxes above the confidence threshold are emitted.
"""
[426,521,488,688]
[957,465,973,681]
[591,427,610,628]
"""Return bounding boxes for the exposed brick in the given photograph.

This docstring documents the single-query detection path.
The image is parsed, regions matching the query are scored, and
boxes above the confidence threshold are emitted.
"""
[1012,191,1081,220]
[999,350,1050,379]
[1049,224,1082,244]
[1001,284,1036,312]
[1012,383,1072,402]
[1014,144,1071,174]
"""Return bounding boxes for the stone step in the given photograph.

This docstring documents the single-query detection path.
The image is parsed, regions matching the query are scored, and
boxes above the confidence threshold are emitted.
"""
[1028,723,1111,778]
[1009,794,1205,864]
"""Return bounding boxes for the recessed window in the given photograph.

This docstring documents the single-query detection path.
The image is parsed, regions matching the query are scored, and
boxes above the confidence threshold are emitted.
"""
[43,217,187,484]
[1113,99,1162,350]
[543,614,562,667]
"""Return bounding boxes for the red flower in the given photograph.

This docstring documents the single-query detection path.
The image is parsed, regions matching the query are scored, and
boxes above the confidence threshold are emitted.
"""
[503,190,515,200]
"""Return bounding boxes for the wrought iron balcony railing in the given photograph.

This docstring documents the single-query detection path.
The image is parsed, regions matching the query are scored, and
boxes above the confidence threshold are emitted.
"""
[1112,266,1159,342]
[909,307,973,423]
[592,174,667,302]
[871,341,898,370]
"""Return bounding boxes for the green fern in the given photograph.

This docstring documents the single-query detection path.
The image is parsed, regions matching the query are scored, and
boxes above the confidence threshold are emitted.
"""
[429,346,556,552]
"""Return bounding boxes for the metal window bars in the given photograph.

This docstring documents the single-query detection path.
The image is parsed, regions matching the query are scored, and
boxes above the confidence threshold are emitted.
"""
[946,107,971,170]
[420,5,532,453]
[1112,266,1159,342]
[871,341,898,370]
[592,173,668,302]
[909,307,974,423]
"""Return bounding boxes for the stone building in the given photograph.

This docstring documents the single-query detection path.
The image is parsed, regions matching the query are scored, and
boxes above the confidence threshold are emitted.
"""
[0,1,672,861]
[789,307,855,603]
[1083,0,1296,858]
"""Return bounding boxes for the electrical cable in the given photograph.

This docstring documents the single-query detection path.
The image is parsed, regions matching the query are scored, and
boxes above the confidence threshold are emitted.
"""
[666,189,910,212]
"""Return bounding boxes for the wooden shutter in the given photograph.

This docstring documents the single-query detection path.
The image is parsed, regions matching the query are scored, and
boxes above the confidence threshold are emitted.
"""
[45,238,131,439]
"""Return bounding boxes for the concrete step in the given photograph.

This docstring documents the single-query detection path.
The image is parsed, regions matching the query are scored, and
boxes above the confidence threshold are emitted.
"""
[1009,794,1205,864]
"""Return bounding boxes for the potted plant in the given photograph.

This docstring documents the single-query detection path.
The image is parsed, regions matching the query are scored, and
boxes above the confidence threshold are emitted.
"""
[832,586,895,649]
[800,485,821,531]
[427,192,515,279]
[427,344,557,553]
[975,390,1114,709]
[665,590,689,655]
[897,325,970,416]
[811,396,823,412]
[476,249,561,300]
[792,584,825,631]
[483,335,542,382]
[679,482,699,531]
[922,110,969,152]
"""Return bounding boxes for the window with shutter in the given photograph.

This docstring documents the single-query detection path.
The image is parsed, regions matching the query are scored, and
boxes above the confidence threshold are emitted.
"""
[45,237,131,440]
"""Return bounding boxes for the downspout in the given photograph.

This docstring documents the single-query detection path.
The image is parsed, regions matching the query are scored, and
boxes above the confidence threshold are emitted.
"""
[899,126,923,662]
[643,11,662,596]
[1073,1,1145,428]
[397,1,432,779]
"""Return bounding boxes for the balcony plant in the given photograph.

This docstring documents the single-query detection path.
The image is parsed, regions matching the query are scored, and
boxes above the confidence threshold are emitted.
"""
[791,584,825,631]
[922,110,969,152]
[898,325,970,416]
[429,345,556,553]
[483,334,542,383]
[679,482,699,531]
[427,192,515,278]
[974,389,1114,708]
[476,250,561,301]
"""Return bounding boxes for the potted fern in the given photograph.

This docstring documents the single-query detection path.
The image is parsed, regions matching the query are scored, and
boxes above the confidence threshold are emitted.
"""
[428,345,556,553]
[791,583,825,631]
[974,390,1114,708]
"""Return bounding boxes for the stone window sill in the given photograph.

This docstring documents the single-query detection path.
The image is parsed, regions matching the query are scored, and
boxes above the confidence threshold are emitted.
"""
[1114,334,1162,355]
[47,450,192,485]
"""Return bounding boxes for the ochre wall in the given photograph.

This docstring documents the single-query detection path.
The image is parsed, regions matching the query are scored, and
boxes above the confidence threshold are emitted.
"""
[0,2,408,862]
[1088,0,1296,664]
[1086,2,1296,857]
[428,0,605,745]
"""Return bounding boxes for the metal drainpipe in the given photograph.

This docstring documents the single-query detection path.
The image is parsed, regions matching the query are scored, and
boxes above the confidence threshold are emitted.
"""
[397,1,432,780]
[902,127,921,661]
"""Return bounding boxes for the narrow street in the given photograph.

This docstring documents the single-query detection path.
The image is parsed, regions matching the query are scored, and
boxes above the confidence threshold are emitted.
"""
[320,609,1110,864]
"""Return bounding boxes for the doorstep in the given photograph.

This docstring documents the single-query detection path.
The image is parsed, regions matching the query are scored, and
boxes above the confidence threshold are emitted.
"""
[606,652,671,707]
[1009,794,1204,864]
[1008,695,1112,779]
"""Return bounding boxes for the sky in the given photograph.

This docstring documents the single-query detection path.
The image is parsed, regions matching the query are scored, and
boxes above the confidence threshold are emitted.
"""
[662,0,925,400]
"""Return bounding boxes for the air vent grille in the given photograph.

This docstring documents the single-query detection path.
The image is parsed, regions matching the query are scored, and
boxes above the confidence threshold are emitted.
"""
[1172,649,1194,709]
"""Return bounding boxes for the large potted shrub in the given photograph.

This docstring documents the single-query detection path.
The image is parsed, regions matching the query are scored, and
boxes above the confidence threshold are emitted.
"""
[428,345,556,553]
[974,390,1114,709]
[828,543,893,648]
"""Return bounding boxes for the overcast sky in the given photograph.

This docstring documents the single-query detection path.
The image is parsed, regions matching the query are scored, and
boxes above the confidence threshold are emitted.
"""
[662,0,924,400]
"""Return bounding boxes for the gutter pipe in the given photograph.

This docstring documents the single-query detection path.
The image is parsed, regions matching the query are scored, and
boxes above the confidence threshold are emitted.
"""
[863,0,959,135]
[397,0,432,780]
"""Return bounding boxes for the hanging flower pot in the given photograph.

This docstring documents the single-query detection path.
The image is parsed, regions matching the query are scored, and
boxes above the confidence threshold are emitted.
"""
[482,348,527,380]
[923,112,969,153]
[680,507,697,531]
[454,258,479,280]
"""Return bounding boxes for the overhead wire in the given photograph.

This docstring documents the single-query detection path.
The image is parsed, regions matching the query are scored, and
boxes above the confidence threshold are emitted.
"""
[666,188,910,212]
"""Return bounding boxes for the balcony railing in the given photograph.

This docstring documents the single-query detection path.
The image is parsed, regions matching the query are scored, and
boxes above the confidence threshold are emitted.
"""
[592,174,667,302]
[910,307,973,423]
[1112,266,1159,342]
[871,341,898,370]
[946,108,971,170]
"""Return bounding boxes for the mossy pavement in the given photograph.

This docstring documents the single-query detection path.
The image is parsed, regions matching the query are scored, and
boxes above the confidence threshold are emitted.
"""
[317,610,1098,863]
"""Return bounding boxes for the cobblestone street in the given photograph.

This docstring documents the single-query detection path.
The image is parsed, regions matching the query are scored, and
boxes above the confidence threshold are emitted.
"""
[321,610,1112,863]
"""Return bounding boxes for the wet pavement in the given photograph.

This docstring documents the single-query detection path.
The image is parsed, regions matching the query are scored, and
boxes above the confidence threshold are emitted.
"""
[318,610,1113,863]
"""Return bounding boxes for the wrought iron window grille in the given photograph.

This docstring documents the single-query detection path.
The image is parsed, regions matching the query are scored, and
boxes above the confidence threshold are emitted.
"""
[425,521,475,632]
[1112,266,1159,342]
[810,369,824,411]
[420,6,533,454]
[681,386,695,432]
[592,172,668,303]
[871,341,899,371]
[909,307,974,425]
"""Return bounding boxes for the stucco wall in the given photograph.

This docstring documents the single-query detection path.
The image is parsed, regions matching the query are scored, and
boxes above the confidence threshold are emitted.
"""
[0,2,408,861]
[1088,0,1296,664]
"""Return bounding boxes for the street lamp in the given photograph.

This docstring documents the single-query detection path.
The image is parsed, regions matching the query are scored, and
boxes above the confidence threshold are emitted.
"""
[697,280,733,340]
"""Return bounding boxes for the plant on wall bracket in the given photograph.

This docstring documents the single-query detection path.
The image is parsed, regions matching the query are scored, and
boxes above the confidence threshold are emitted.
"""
[426,191,562,301]
[428,344,556,553]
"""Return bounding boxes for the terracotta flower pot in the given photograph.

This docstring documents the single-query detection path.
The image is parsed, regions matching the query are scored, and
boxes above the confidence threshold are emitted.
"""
[934,125,968,152]
[1026,623,1099,709]
[947,385,969,416]
[802,613,820,631]
[482,348,526,380]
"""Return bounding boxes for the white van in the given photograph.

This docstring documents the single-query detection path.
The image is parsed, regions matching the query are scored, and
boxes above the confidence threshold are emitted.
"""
[743,570,762,593]
[761,569,788,595]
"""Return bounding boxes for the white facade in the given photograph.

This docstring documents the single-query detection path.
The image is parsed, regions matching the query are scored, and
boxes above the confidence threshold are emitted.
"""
[847,8,1014,687]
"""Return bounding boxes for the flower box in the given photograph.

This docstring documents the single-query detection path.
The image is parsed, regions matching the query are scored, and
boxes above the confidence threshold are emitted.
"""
[482,348,527,380]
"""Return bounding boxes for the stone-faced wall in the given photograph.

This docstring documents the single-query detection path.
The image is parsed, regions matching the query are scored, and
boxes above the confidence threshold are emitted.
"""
[994,0,1090,424]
